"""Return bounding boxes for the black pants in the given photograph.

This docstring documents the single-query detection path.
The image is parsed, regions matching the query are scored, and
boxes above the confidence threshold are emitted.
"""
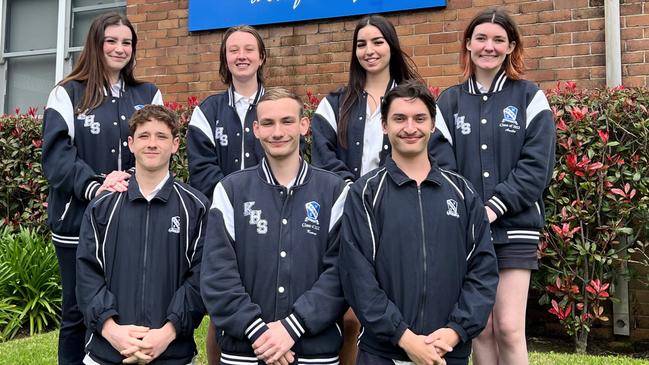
[55,244,86,365]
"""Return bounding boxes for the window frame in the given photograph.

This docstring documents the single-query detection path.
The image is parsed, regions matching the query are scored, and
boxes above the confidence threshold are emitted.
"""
[0,0,126,113]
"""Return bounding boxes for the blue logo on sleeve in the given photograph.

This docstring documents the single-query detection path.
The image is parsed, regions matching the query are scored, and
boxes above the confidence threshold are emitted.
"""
[134,104,145,110]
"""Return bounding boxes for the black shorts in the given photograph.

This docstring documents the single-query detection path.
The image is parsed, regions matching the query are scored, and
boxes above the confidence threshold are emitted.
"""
[494,243,538,270]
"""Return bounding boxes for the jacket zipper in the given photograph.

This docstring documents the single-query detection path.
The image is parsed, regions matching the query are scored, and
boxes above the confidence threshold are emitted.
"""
[140,203,151,323]
[417,186,427,330]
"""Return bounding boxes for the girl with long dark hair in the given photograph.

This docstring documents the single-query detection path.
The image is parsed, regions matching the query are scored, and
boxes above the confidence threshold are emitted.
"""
[42,12,163,364]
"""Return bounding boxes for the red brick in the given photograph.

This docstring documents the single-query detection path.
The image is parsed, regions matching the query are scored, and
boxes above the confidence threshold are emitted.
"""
[414,23,444,34]
[168,9,187,19]
[317,63,344,73]
[554,0,588,9]
[515,13,540,25]
[145,48,165,58]
[621,27,644,41]
[573,54,605,67]
[146,12,168,21]
[538,10,572,23]
[539,57,572,69]
[156,37,178,48]
[622,51,645,64]
[281,55,307,66]
[158,19,179,30]
[526,46,557,58]
[556,67,591,80]
[141,30,167,40]
[400,12,429,25]
[556,44,590,56]
[401,34,430,47]
[572,30,605,43]
[590,42,605,54]
[555,20,589,33]
[626,39,649,52]
[167,65,189,75]
[520,23,554,36]
[396,26,414,37]
[521,0,553,12]
[525,69,557,82]
[627,63,649,76]
[589,19,605,30]
[414,44,444,56]
[572,7,604,20]
[428,53,460,66]
[446,0,472,10]
[418,66,443,77]
[537,33,572,46]
[623,76,648,87]
[281,35,306,47]
[429,32,459,44]
[155,75,177,84]
[168,28,188,38]
[295,24,318,35]
[142,66,166,77]
[627,15,649,27]
[621,3,644,17]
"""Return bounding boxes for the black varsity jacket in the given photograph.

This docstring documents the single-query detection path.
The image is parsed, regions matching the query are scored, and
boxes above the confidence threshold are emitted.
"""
[201,158,349,364]
[435,70,556,245]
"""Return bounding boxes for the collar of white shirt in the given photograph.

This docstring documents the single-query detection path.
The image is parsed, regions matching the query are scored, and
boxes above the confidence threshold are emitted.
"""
[140,171,171,201]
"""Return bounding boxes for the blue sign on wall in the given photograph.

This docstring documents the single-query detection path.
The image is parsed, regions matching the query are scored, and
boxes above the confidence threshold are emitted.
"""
[189,0,447,32]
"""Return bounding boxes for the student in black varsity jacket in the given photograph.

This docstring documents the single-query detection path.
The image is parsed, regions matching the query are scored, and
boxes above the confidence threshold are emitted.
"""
[76,105,208,365]
[187,25,267,199]
[186,25,267,365]
[434,9,555,365]
[41,13,162,365]
[340,81,498,365]
[201,88,349,365]
[311,15,454,184]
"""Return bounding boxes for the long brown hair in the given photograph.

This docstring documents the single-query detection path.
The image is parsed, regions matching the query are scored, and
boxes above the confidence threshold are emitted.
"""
[219,25,267,85]
[460,8,524,81]
[338,15,421,148]
[60,13,141,113]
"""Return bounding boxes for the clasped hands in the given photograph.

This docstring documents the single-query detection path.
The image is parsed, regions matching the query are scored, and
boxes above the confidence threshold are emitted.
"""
[102,318,176,364]
[252,321,296,365]
[399,327,460,365]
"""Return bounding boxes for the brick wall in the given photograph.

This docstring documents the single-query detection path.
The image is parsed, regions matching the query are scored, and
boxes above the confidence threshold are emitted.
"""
[128,0,649,339]
[129,0,648,104]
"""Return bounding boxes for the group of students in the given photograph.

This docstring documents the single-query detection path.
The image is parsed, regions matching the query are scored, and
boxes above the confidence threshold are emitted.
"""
[41,7,555,365]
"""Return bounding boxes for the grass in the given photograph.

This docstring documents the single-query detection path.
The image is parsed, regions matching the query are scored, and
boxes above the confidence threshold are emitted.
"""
[0,317,647,365]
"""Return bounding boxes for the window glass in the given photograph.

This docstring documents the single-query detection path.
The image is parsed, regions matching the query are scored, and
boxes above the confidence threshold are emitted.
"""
[72,0,124,7]
[6,0,57,52]
[6,55,56,113]
[71,7,126,47]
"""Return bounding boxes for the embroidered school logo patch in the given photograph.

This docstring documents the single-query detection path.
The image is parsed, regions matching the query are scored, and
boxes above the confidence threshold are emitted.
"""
[302,201,321,236]
[134,104,145,110]
[446,199,460,218]
[82,114,101,135]
[243,201,268,234]
[454,114,471,135]
[499,105,521,134]
[305,201,320,224]
[168,216,181,233]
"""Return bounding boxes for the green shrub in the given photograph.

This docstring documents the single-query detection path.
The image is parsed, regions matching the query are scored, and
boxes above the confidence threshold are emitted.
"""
[0,226,61,340]
[536,82,649,352]
[0,109,48,232]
